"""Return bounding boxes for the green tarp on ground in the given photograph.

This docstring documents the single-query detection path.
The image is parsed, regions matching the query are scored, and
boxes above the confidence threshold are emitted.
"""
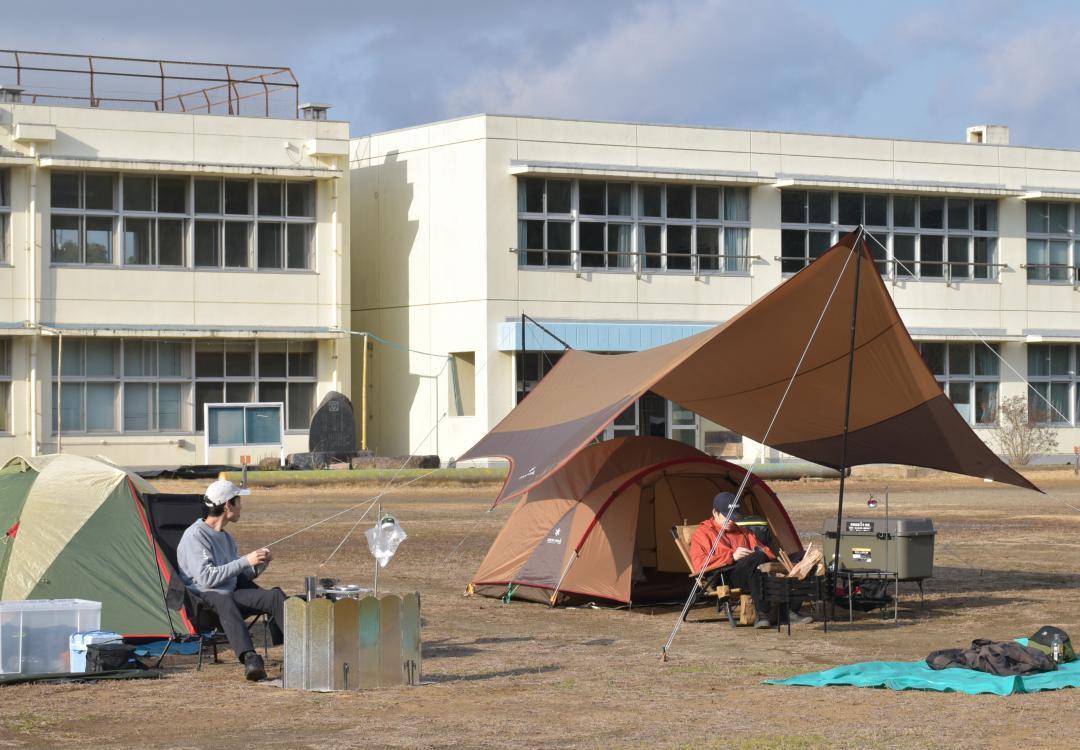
[767,641,1080,695]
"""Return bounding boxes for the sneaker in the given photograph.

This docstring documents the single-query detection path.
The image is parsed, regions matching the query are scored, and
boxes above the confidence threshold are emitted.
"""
[754,616,773,629]
[243,652,266,682]
[787,611,814,625]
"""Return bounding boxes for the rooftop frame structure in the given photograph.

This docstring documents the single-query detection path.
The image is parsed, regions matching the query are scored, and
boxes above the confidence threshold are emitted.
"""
[0,49,300,118]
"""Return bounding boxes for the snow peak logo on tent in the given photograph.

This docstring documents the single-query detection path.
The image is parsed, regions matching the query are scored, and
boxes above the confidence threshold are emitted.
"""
[545,528,563,545]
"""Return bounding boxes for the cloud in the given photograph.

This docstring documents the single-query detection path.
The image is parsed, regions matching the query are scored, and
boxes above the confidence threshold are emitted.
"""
[9,0,1080,148]
[925,16,1080,147]
[970,24,1080,142]
[441,0,888,132]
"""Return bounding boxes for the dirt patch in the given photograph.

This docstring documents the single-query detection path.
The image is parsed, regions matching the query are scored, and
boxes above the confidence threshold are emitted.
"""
[3,473,1079,748]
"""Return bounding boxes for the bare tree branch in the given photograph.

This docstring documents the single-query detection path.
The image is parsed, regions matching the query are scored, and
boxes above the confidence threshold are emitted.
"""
[989,395,1059,465]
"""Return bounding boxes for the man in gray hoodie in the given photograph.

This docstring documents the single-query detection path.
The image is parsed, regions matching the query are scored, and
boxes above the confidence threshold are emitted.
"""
[177,479,286,681]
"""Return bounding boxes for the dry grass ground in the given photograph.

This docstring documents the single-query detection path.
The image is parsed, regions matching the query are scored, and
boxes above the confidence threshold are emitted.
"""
[2,470,1080,749]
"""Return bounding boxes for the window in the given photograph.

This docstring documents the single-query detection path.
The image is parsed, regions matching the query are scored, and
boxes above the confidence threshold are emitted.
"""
[919,343,999,424]
[50,172,316,271]
[1025,201,1078,283]
[514,349,565,403]
[120,175,187,267]
[595,388,743,457]
[194,178,315,271]
[52,338,320,435]
[50,172,116,264]
[448,352,476,416]
[195,340,257,431]
[122,340,189,431]
[780,190,998,280]
[255,340,317,430]
[518,179,572,268]
[51,338,119,432]
[0,338,10,432]
[517,178,751,273]
[1027,344,1073,424]
[0,169,9,263]
[515,348,740,454]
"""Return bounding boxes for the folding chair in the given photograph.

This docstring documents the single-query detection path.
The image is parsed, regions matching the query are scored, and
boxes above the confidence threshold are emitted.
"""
[184,590,269,670]
[669,525,741,627]
[140,492,268,669]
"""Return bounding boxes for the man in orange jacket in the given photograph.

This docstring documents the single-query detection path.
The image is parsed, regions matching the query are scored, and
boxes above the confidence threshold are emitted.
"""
[690,491,812,628]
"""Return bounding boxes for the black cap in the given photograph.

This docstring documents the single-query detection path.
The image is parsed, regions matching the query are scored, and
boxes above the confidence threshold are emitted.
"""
[712,491,741,518]
[1031,625,1070,647]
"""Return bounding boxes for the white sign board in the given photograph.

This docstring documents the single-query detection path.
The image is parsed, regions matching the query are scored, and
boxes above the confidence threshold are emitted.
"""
[203,402,285,464]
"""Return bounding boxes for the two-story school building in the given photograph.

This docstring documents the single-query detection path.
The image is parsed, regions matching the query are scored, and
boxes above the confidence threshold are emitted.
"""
[0,68,350,466]
[350,116,1080,464]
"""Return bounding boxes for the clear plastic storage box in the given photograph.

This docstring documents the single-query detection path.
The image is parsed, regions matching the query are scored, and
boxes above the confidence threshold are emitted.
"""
[0,599,102,675]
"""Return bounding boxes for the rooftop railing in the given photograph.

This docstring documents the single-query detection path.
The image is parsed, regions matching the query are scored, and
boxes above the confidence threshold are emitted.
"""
[0,49,300,118]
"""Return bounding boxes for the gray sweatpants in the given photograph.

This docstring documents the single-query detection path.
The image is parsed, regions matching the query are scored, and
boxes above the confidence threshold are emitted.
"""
[197,577,286,660]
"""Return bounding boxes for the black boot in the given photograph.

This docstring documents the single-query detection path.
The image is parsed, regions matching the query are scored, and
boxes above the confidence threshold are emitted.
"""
[243,651,266,682]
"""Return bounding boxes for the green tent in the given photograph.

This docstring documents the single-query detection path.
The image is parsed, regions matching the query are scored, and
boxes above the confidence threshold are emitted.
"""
[0,454,193,637]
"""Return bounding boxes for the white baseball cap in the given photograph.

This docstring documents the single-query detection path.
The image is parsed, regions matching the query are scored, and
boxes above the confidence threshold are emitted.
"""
[204,479,251,507]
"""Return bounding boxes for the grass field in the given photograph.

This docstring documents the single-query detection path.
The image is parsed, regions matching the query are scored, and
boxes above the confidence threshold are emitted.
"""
[1,470,1079,749]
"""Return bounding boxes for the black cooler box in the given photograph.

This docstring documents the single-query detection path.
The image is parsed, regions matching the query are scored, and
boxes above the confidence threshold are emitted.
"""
[821,517,935,580]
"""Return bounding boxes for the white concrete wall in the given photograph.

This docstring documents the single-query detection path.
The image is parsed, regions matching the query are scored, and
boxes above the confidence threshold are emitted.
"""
[0,102,351,466]
[351,114,1080,462]
[350,119,490,457]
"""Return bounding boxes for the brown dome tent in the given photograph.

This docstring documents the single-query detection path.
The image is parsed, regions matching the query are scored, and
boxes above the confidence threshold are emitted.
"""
[469,436,802,606]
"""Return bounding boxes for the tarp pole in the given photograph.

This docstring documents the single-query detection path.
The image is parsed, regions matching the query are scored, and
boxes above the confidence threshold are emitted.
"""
[519,313,526,404]
[549,550,578,606]
[360,333,369,451]
[522,313,572,351]
[831,232,865,585]
[661,237,860,660]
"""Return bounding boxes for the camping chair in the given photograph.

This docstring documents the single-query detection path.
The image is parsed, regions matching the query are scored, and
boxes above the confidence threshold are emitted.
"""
[140,493,269,669]
[182,588,270,670]
[669,525,741,628]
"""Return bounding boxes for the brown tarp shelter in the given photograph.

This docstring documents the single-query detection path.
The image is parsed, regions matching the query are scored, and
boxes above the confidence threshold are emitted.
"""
[463,232,1038,505]
[470,436,800,605]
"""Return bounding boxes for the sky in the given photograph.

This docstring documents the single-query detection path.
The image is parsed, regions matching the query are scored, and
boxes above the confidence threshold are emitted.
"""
[6,0,1080,148]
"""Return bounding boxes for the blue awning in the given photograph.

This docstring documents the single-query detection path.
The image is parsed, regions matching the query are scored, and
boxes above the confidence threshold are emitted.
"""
[496,320,716,352]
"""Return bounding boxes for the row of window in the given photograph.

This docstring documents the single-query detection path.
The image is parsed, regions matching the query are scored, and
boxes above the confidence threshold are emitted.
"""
[515,182,1080,283]
[517,179,752,272]
[50,338,318,435]
[48,173,316,270]
[50,173,315,218]
[2,337,1080,440]
[780,190,998,231]
[781,191,999,278]
[11,169,1080,283]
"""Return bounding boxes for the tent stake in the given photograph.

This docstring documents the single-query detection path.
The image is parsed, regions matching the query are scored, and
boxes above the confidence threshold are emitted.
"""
[831,230,865,587]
